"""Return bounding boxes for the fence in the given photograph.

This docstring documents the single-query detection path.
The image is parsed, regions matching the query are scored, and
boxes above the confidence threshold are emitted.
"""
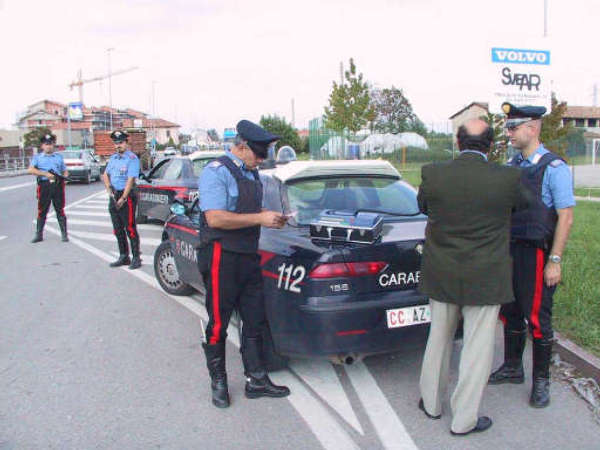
[0,156,30,174]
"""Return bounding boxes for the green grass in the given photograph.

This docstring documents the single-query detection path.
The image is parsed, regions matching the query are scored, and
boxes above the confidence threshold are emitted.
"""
[574,187,600,198]
[554,201,600,357]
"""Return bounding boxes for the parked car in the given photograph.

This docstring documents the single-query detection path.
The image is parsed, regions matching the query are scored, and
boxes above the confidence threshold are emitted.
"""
[57,150,101,183]
[136,151,225,223]
[154,159,429,367]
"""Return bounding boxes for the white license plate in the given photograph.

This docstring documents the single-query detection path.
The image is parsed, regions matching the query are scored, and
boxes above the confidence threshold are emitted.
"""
[386,305,431,329]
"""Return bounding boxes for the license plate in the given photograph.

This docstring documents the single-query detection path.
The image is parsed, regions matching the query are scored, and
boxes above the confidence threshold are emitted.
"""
[386,305,431,329]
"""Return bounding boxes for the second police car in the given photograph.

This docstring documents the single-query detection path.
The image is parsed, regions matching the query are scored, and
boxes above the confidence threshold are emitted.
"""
[154,153,429,366]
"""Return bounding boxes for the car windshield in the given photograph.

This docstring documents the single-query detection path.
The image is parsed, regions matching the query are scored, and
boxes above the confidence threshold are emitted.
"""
[285,176,420,225]
[59,151,83,159]
[191,158,217,176]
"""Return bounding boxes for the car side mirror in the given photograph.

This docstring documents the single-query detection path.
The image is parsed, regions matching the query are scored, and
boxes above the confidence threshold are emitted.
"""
[138,172,148,181]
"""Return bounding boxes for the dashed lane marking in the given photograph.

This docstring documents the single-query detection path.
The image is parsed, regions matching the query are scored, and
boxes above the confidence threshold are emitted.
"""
[46,217,160,231]
[0,181,36,192]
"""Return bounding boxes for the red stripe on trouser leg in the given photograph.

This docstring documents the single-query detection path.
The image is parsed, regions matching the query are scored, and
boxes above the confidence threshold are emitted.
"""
[127,197,136,239]
[499,313,507,326]
[209,242,223,344]
[37,186,41,218]
[530,249,545,339]
[60,181,65,216]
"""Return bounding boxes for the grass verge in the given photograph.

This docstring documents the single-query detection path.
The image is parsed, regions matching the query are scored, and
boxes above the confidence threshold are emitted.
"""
[554,201,600,357]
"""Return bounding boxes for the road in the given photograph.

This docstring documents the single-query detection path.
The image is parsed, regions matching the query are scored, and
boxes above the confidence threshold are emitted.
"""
[1,174,599,449]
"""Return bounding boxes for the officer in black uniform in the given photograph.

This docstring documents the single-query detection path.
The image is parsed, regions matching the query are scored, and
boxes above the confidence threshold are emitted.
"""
[27,133,69,243]
[197,120,290,408]
[489,103,575,408]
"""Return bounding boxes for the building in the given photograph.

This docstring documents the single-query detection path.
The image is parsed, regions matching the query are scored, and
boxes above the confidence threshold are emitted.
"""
[561,106,600,131]
[15,99,180,148]
[448,102,489,138]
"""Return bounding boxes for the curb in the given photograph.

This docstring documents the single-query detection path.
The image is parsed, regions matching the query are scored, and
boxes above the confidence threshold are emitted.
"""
[554,331,600,382]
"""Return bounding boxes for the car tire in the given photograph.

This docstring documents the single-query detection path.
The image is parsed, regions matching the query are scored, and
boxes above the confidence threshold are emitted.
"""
[236,313,289,372]
[154,241,195,296]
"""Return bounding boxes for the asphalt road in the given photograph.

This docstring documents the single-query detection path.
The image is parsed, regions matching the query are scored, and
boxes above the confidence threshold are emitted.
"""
[1,174,599,449]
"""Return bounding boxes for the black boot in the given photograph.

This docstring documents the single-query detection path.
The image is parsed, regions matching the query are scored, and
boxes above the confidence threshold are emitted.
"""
[109,235,130,267]
[530,339,552,408]
[57,216,69,242]
[489,328,526,384]
[31,218,45,243]
[128,237,142,270]
[242,336,290,399]
[203,342,230,408]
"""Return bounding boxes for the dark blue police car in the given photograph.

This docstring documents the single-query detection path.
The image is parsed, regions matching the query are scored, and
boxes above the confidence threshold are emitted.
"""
[153,159,430,365]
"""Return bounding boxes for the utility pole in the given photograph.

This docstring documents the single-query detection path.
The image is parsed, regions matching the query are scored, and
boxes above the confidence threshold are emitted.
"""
[107,47,115,130]
[291,98,295,127]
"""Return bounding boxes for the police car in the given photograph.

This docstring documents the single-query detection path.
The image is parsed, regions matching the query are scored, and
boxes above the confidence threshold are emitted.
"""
[136,151,224,223]
[154,155,429,365]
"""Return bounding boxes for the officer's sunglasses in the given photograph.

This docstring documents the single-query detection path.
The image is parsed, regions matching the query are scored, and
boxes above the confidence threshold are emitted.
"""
[504,119,531,131]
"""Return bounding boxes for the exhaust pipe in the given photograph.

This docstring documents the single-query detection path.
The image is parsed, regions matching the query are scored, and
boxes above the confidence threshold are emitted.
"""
[329,353,362,365]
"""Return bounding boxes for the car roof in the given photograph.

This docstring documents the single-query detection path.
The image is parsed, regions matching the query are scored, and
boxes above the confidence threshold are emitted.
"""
[262,159,401,183]
[188,150,225,160]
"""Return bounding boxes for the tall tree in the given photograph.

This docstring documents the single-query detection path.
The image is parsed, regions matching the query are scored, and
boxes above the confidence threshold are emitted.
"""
[324,58,374,133]
[480,112,508,163]
[207,129,220,142]
[541,93,571,159]
[370,86,423,134]
[24,127,53,148]
[259,115,301,152]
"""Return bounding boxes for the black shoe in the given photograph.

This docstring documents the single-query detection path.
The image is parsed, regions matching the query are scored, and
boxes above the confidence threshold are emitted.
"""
[488,363,524,384]
[109,255,131,267]
[245,374,290,399]
[530,378,550,408]
[61,234,69,242]
[418,398,441,420]
[128,257,142,270]
[211,377,230,408]
[31,233,43,243]
[451,416,493,436]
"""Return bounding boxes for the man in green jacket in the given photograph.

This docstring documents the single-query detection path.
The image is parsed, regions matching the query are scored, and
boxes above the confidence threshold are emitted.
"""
[417,119,528,436]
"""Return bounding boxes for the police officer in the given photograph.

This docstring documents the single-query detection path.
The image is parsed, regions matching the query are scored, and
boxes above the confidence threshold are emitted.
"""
[198,119,290,408]
[27,133,69,243]
[102,130,142,270]
[489,103,575,408]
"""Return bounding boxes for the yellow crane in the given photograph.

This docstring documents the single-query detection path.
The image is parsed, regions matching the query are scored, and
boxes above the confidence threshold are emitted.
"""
[69,66,139,105]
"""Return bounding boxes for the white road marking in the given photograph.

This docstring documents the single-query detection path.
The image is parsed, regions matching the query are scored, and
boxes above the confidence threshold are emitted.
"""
[289,359,364,434]
[46,218,160,231]
[110,251,153,265]
[66,211,111,217]
[68,230,161,246]
[47,190,106,218]
[86,200,109,204]
[0,181,36,192]
[0,236,7,241]
[72,205,109,210]
[345,362,417,450]
[44,225,361,450]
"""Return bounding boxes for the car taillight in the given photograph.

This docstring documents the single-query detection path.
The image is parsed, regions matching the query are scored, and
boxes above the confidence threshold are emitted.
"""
[309,261,387,279]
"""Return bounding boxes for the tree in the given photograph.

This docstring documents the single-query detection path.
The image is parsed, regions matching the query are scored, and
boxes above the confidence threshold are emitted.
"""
[480,112,508,163]
[259,115,301,152]
[207,129,219,142]
[167,137,176,148]
[24,127,53,148]
[541,93,572,159]
[324,58,374,133]
[370,86,423,135]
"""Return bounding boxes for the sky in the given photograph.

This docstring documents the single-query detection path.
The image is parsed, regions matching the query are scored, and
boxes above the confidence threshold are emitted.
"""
[1,0,599,134]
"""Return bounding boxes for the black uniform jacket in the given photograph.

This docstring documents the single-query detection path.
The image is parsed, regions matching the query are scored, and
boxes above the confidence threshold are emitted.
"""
[417,151,529,306]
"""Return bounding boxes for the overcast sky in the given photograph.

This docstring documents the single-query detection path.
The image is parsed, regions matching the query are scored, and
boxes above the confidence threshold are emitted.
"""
[1,0,598,134]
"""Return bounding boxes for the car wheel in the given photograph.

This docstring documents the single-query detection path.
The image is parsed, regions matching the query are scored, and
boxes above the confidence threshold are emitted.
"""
[154,241,195,296]
[236,313,289,372]
[84,170,91,184]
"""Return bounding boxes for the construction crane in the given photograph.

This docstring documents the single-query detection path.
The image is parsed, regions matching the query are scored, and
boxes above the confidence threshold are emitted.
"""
[69,66,139,105]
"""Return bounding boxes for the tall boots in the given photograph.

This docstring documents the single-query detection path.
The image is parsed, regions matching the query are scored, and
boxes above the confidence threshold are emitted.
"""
[489,328,526,384]
[203,342,230,408]
[530,339,552,408]
[241,335,290,399]
[109,234,130,267]
[57,216,68,242]
[31,218,45,243]
[129,236,142,270]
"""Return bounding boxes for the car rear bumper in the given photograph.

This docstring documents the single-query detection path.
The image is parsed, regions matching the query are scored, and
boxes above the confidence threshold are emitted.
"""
[67,168,90,180]
[270,289,430,358]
